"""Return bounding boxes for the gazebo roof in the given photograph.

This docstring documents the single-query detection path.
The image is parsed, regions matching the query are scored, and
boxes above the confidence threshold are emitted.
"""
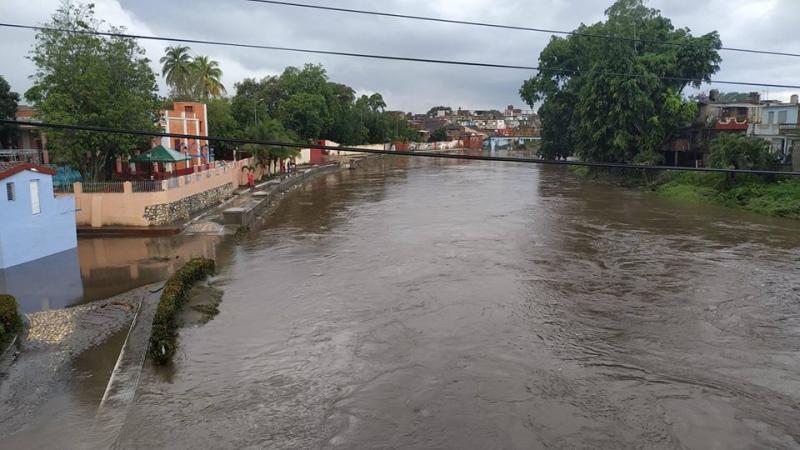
[130,145,190,163]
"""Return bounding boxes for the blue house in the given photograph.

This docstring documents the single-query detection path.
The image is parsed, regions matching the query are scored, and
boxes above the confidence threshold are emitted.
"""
[0,161,77,269]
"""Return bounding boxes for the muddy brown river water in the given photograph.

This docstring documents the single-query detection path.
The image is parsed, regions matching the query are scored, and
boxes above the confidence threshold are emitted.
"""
[6,155,800,449]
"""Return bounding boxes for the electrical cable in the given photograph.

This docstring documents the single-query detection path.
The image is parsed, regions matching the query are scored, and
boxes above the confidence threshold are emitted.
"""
[246,0,800,59]
[2,119,798,177]
[1,23,799,89]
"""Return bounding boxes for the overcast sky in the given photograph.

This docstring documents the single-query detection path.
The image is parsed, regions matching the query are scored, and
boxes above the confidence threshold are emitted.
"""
[1,0,799,113]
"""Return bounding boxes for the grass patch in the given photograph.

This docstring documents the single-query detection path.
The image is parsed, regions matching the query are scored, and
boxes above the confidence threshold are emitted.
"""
[656,173,800,219]
[0,295,23,349]
[149,258,215,365]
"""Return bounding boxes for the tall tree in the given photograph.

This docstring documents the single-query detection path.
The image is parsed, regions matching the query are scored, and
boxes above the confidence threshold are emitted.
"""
[193,55,226,100]
[206,98,242,160]
[277,93,330,141]
[520,0,721,163]
[0,75,19,149]
[26,1,158,181]
[160,45,195,99]
[243,118,298,175]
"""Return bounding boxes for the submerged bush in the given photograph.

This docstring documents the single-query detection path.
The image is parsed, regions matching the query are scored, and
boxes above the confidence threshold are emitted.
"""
[0,295,22,345]
[149,258,216,365]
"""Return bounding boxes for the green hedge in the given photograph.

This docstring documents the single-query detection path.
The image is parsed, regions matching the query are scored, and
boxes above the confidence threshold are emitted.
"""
[0,295,23,346]
[149,258,216,365]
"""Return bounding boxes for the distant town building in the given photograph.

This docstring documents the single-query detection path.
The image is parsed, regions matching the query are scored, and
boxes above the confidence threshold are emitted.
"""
[0,161,76,269]
[751,96,800,160]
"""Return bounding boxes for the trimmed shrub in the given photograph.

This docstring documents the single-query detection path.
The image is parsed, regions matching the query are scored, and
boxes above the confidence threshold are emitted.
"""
[149,258,215,365]
[0,295,23,345]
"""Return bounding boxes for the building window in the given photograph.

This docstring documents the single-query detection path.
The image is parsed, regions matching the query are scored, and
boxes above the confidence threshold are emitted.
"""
[772,139,784,154]
[184,106,194,113]
[768,111,775,124]
[6,182,15,201]
[778,111,788,124]
[30,179,40,215]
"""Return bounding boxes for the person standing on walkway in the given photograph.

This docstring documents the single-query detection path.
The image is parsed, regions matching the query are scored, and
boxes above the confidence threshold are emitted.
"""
[247,169,255,192]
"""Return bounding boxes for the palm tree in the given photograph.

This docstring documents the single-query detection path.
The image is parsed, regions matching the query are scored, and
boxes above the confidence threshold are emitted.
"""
[160,46,195,99]
[193,56,226,100]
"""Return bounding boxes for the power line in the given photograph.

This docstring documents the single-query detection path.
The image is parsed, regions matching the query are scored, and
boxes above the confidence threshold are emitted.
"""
[2,119,798,177]
[2,23,800,90]
[246,0,800,59]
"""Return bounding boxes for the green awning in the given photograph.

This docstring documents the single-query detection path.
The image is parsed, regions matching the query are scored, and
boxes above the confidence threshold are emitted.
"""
[130,145,191,163]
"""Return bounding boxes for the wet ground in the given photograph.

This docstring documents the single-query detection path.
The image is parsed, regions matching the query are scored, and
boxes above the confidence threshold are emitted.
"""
[115,157,799,449]
[3,155,800,449]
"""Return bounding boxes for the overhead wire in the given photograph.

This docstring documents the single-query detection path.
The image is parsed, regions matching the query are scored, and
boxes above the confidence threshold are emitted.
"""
[1,23,800,89]
[2,119,798,177]
[245,0,800,59]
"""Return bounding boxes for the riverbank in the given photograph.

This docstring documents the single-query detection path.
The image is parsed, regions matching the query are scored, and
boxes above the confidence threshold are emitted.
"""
[0,159,375,445]
[570,166,800,220]
[0,285,152,440]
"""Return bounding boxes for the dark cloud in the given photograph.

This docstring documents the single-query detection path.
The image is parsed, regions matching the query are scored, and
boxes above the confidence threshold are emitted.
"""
[1,0,799,112]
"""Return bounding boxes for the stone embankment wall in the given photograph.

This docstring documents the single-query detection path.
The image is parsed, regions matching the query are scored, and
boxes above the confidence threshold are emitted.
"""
[144,183,234,226]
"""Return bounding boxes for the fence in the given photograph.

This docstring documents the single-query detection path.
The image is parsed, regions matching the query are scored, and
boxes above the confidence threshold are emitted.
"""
[53,182,74,193]
[132,179,166,192]
[80,181,125,193]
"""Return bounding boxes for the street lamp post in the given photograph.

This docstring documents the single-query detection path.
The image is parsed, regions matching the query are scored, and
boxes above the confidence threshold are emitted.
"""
[253,98,264,126]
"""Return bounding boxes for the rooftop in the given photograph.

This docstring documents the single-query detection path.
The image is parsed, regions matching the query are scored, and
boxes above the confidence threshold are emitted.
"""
[0,161,56,182]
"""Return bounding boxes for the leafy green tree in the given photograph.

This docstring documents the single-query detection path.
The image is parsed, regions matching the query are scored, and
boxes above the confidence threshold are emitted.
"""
[277,93,330,141]
[243,118,298,176]
[231,63,406,145]
[430,127,448,142]
[520,0,721,163]
[193,55,226,100]
[206,98,242,160]
[26,2,158,181]
[0,75,19,148]
[427,106,452,117]
[160,45,195,99]
[706,134,775,173]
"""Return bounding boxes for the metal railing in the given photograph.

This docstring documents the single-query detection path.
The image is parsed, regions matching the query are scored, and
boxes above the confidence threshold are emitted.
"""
[81,181,125,193]
[131,179,166,192]
[53,183,74,193]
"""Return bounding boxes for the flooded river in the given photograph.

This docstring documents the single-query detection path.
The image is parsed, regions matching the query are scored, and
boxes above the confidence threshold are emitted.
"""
[10,155,800,448]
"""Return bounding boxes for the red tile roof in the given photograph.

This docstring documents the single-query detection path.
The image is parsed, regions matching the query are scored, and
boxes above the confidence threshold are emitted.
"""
[0,161,56,182]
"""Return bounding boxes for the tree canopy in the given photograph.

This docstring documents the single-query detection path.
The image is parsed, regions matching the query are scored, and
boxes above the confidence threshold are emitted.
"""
[0,75,19,149]
[243,118,298,175]
[706,134,775,172]
[232,64,413,145]
[25,2,159,181]
[160,46,226,100]
[520,0,721,162]
[427,106,452,117]
[430,127,448,142]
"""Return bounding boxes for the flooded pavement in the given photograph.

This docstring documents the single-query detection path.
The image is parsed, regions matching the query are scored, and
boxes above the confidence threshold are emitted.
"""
[0,233,222,314]
[6,155,800,449]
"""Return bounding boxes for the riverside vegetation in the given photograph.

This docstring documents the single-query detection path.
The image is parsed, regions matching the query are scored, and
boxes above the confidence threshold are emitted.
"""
[520,0,798,220]
[571,134,800,219]
[0,295,23,349]
[149,258,216,365]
